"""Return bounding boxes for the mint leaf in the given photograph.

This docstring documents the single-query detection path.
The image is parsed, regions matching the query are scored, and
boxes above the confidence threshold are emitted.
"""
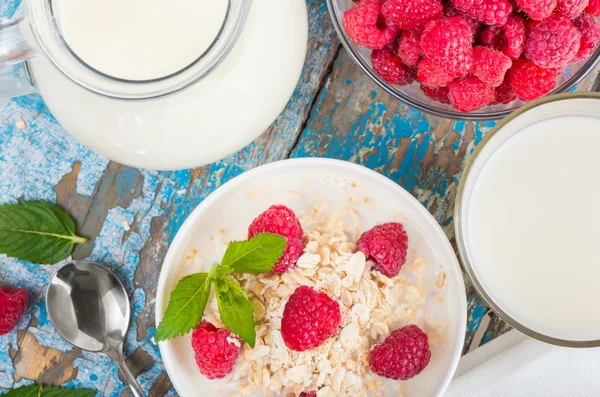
[155,273,211,342]
[0,200,86,264]
[213,276,255,347]
[221,232,287,274]
[4,384,95,397]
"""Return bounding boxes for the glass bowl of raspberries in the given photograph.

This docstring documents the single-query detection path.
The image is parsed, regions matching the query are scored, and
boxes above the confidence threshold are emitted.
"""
[328,0,600,119]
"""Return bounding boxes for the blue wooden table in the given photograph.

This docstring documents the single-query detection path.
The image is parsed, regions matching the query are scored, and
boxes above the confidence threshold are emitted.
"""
[0,0,598,395]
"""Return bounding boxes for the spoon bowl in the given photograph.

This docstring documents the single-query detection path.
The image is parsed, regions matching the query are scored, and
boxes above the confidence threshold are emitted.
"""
[46,262,144,397]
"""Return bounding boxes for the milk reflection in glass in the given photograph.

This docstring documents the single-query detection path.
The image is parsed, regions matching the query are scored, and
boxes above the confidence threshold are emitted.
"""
[54,0,227,80]
[467,116,600,341]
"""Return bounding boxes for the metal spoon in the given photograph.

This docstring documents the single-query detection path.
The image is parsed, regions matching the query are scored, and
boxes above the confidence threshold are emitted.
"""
[46,261,144,397]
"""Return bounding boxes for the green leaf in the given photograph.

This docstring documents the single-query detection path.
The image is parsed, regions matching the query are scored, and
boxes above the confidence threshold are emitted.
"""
[3,384,95,397]
[155,273,211,341]
[0,200,87,264]
[220,232,287,274]
[213,276,256,347]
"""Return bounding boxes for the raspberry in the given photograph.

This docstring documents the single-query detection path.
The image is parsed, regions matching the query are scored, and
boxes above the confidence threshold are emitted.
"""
[191,321,241,379]
[508,59,558,101]
[368,325,431,380]
[248,205,304,273]
[444,4,482,37]
[299,393,316,397]
[421,17,474,78]
[472,46,512,86]
[572,13,600,62]
[421,84,450,104]
[479,25,503,49]
[493,75,517,104]
[557,0,588,18]
[457,0,513,26]
[525,14,581,68]
[586,0,600,16]
[398,31,422,68]
[0,287,28,335]
[356,222,409,277]
[371,44,416,85]
[501,14,526,59]
[417,58,455,87]
[343,0,400,49]
[514,0,557,20]
[448,76,495,112]
[381,0,444,31]
[281,286,341,352]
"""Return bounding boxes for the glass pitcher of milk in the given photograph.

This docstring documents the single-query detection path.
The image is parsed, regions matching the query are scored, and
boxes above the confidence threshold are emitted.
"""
[0,0,308,170]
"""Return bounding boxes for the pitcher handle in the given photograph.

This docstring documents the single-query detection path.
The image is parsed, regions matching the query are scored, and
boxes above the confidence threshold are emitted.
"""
[0,16,36,99]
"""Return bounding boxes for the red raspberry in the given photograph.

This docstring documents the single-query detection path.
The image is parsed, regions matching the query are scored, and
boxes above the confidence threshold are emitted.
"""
[371,44,416,85]
[421,84,450,104]
[343,0,400,49]
[421,17,474,78]
[382,0,444,31]
[356,222,409,277]
[472,46,512,86]
[557,0,588,18]
[572,13,600,62]
[501,14,526,59]
[281,286,341,352]
[586,0,600,16]
[448,76,495,112]
[0,287,28,335]
[398,31,422,68]
[457,0,513,26]
[299,393,316,397]
[444,4,482,38]
[514,0,557,20]
[191,321,241,379]
[508,59,558,101]
[493,75,517,104]
[525,14,581,68]
[248,205,304,273]
[479,25,503,49]
[417,58,455,87]
[369,325,431,380]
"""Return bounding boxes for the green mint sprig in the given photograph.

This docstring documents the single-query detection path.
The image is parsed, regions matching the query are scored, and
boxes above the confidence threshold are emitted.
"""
[0,200,87,265]
[4,384,95,397]
[155,232,286,347]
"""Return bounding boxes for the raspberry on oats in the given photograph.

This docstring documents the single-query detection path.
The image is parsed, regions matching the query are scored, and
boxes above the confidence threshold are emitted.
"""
[191,321,241,379]
[457,0,513,26]
[448,76,495,112]
[525,14,581,68]
[420,16,474,78]
[472,46,512,87]
[356,222,409,277]
[586,0,600,15]
[557,0,589,18]
[299,392,317,397]
[398,30,422,68]
[493,75,517,104]
[417,58,455,87]
[508,59,558,101]
[248,205,304,273]
[371,44,416,86]
[0,286,28,335]
[381,0,444,31]
[501,14,526,59]
[368,324,431,380]
[281,286,341,351]
[514,0,558,20]
[342,0,400,49]
[421,84,450,104]
[572,13,600,62]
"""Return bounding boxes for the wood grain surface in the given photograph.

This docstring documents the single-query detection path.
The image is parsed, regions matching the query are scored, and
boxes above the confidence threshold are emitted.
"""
[0,0,598,395]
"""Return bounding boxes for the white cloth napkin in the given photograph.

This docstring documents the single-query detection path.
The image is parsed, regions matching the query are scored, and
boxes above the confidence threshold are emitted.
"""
[445,330,600,397]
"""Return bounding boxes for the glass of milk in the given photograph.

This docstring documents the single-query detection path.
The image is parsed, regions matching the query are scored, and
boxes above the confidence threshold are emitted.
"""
[0,0,308,169]
[455,92,600,347]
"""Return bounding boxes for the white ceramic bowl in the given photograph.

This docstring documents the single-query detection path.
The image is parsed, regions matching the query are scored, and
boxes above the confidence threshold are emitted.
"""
[156,158,466,396]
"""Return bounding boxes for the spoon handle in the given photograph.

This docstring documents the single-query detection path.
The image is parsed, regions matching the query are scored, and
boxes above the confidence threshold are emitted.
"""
[108,348,145,397]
